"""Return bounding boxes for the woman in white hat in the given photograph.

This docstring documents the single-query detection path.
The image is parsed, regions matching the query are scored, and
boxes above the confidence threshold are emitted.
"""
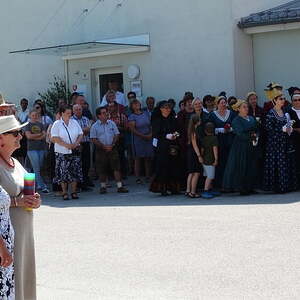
[0,115,41,300]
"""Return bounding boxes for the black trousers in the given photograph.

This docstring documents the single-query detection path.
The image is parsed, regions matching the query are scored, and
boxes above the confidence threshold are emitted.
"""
[81,142,91,184]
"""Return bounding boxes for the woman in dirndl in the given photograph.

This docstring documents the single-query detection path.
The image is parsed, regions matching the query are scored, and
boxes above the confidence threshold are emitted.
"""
[263,88,297,193]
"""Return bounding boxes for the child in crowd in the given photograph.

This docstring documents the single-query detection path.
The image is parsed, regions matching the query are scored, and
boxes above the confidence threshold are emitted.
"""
[186,115,203,198]
[201,122,219,199]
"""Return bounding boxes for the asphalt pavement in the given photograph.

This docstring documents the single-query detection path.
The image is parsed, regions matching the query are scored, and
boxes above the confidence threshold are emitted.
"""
[35,180,300,300]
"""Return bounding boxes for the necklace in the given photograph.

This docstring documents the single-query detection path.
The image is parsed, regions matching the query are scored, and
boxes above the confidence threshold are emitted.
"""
[0,152,15,169]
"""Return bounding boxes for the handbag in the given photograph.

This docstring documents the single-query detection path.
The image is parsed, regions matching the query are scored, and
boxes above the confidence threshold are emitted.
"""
[169,144,179,156]
[63,123,81,156]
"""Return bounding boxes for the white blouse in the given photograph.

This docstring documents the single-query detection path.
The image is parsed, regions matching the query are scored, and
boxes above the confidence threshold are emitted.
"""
[292,107,300,120]
[51,119,83,154]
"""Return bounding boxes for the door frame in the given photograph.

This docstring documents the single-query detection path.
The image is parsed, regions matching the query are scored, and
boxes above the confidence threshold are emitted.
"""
[94,66,123,105]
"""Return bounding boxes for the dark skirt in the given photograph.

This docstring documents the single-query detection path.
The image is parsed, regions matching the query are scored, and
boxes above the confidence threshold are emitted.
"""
[215,133,234,188]
[54,153,83,184]
[187,144,202,174]
[223,139,258,192]
[149,141,182,193]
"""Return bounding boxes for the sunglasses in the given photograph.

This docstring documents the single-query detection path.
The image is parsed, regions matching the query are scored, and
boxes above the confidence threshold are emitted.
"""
[3,130,22,137]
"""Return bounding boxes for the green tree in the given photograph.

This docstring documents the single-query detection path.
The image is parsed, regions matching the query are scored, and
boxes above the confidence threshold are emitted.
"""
[38,76,70,113]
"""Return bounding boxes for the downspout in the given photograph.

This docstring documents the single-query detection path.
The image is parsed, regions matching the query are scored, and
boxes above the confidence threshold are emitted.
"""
[64,58,70,102]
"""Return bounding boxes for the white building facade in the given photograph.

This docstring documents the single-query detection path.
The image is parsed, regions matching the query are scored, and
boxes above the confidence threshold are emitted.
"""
[1,0,293,109]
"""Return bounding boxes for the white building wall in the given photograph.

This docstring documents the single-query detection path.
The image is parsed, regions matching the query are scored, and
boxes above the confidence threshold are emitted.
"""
[231,0,288,99]
[71,0,237,104]
[0,0,87,105]
[253,29,300,102]
[0,0,292,106]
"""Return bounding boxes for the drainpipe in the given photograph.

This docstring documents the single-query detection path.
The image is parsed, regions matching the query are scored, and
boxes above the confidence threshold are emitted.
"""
[64,59,70,102]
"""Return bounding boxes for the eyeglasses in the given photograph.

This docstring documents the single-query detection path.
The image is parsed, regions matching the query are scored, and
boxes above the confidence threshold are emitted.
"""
[293,99,300,102]
[3,130,22,137]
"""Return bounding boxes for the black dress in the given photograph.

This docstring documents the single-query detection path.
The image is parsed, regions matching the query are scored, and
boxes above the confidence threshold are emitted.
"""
[187,144,202,174]
[263,109,297,193]
[288,108,300,187]
[150,115,182,194]
[208,110,235,188]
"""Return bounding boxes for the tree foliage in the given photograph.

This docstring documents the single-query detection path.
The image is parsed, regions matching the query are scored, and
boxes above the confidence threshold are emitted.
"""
[38,76,70,113]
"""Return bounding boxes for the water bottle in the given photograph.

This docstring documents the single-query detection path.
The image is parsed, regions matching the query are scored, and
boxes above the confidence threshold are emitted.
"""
[23,173,35,211]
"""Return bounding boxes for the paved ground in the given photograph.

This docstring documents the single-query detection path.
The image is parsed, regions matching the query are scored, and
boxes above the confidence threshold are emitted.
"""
[35,180,300,300]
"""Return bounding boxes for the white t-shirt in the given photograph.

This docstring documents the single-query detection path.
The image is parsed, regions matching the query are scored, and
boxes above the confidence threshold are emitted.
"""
[17,109,29,124]
[100,91,128,107]
[50,119,83,154]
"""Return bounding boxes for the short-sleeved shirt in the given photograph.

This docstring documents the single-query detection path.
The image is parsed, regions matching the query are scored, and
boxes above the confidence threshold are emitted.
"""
[51,119,83,154]
[100,92,128,107]
[90,120,120,146]
[71,115,91,142]
[202,135,218,165]
[24,122,46,151]
[18,109,29,124]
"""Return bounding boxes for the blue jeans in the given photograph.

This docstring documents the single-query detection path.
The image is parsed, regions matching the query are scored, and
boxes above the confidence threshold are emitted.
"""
[27,150,46,189]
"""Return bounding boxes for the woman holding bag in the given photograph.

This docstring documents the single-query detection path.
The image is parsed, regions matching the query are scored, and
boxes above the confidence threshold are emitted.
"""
[51,106,83,200]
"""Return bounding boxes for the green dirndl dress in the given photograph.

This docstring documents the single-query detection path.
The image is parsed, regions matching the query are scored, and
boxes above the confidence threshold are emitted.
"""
[223,115,259,192]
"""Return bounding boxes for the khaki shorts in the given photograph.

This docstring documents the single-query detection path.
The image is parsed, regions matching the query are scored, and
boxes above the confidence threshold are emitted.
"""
[96,148,120,176]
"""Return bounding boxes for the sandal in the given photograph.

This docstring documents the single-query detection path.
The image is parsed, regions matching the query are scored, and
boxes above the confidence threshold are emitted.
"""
[62,194,69,201]
[188,192,200,198]
[184,192,190,197]
[71,192,79,199]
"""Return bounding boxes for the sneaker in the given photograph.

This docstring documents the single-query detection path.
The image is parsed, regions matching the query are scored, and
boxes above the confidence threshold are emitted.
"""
[117,187,129,193]
[201,191,214,199]
[42,188,50,193]
[209,190,221,197]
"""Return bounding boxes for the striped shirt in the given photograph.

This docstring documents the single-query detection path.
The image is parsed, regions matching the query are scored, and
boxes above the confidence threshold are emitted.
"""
[72,115,91,142]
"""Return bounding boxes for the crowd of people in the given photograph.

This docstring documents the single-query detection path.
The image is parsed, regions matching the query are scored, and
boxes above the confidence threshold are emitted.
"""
[9,81,300,201]
[0,80,299,298]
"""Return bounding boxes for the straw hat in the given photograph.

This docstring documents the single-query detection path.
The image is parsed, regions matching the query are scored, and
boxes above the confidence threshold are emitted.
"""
[0,93,16,117]
[0,115,28,135]
[264,82,283,100]
[246,91,257,101]
[231,99,247,111]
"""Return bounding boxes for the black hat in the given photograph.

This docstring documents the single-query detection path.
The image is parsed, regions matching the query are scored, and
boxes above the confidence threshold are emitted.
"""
[218,91,227,99]
[287,86,300,97]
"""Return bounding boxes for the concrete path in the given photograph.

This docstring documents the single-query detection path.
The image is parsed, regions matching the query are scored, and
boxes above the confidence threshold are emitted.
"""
[35,182,300,300]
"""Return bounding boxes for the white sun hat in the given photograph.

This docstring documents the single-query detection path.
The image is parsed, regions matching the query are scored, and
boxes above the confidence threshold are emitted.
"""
[0,115,28,135]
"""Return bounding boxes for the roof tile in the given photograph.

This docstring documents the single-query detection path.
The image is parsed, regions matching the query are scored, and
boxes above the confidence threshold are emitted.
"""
[238,0,300,28]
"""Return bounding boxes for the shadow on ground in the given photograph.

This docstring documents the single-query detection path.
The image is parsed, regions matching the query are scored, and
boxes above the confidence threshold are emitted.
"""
[41,177,300,208]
